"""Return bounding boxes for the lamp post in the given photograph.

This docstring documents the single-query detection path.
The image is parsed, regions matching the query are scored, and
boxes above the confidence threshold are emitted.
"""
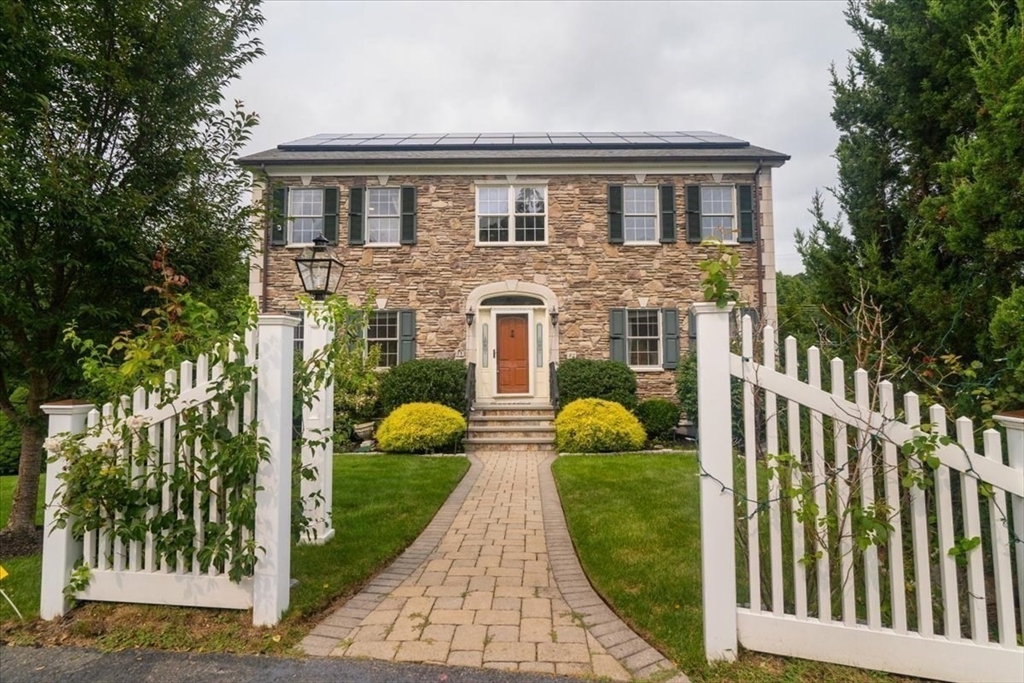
[292,234,341,545]
[294,234,343,300]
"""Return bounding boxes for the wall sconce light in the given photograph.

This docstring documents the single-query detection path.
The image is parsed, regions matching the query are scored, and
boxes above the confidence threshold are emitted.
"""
[465,309,475,326]
[550,311,559,326]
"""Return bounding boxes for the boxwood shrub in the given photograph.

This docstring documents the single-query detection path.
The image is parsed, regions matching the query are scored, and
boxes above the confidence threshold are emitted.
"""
[376,402,466,453]
[635,398,681,441]
[556,358,637,410]
[378,359,467,415]
[555,398,645,453]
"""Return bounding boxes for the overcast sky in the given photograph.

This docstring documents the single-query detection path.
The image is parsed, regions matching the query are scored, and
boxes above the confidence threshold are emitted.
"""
[226,0,860,274]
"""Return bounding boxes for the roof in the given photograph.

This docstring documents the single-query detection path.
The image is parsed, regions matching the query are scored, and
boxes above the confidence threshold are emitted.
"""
[237,131,790,166]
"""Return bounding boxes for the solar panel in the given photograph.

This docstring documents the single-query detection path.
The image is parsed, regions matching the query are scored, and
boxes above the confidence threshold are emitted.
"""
[277,131,749,151]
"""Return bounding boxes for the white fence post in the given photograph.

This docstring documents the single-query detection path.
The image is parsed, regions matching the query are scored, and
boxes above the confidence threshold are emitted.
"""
[39,400,94,620]
[254,315,298,627]
[299,306,335,545]
[694,301,738,662]
[993,410,1024,639]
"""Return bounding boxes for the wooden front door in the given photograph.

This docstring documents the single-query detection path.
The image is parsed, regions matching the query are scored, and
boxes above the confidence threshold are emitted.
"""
[497,315,529,394]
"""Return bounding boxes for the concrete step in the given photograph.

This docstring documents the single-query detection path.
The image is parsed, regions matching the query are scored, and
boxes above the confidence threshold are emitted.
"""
[472,405,555,419]
[463,435,555,453]
[467,426,555,440]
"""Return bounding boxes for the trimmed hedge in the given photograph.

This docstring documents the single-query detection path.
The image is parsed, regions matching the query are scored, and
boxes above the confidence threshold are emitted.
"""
[378,359,467,415]
[375,402,467,453]
[556,358,637,410]
[555,398,646,453]
[636,398,681,441]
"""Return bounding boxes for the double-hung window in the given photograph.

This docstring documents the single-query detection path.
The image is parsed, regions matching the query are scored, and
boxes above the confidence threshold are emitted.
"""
[366,188,401,245]
[624,187,658,243]
[367,311,399,367]
[288,189,324,244]
[701,186,735,241]
[477,186,547,244]
[627,309,661,367]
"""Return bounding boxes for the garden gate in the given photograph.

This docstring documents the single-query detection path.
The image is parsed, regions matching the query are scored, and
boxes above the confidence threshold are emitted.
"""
[694,303,1024,683]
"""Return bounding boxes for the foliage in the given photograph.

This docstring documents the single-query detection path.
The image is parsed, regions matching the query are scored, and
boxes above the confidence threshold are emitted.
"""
[555,398,646,453]
[0,387,28,475]
[793,0,1024,422]
[556,358,638,410]
[635,398,681,441]
[375,403,466,454]
[697,240,740,307]
[989,285,1024,386]
[377,360,467,416]
[675,350,699,423]
[0,0,265,537]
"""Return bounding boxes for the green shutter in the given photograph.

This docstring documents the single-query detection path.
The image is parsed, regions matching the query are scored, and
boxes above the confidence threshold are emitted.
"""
[400,186,417,245]
[608,184,624,244]
[271,187,287,245]
[659,184,676,243]
[662,308,679,370]
[688,308,697,342]
[738,184,755,243]
[398,310,416,362]
[686,185,702,243]
[348,187,365,246]
[323,187,339,244]
[609,308,626,363]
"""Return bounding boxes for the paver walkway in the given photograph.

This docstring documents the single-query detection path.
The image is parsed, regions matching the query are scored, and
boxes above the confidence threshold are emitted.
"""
[299,451,684,681]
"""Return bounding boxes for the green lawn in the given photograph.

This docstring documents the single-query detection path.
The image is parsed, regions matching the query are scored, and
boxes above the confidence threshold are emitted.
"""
[552,453,914,683]
[0,454,468,652]
[0,475,45,623]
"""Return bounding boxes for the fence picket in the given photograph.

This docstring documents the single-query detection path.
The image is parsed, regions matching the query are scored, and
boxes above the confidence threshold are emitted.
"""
[177,360,193,574]
[113,395,129,572]
[785,336,807,619]
[807,347,830,623]
[97,404,114,571]
[742,316,760,613]
[854,369,881,629]
[764,326,784,616]
[981,430,1016,647]
[193,354,209,575]
[831,358,856,625]
[127,386,146,573]
[208,359,223,577]
[904,392,933,636]
[930,405,960,640]
[955,417,988,644]
[879,382,907,633]
[160,370,177,573]
[145,384,160,572]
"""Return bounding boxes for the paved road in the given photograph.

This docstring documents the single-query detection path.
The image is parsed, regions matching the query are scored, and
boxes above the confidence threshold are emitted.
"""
[0,645,583,683]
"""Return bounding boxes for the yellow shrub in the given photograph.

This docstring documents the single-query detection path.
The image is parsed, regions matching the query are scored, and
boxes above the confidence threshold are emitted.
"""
[555,398,646,453]
[376,402,467,453]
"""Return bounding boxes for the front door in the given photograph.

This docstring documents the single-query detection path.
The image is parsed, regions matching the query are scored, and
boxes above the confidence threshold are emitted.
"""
[497,314,529,394]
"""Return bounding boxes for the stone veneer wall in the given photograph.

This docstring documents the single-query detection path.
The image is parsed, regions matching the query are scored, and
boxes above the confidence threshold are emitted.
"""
[257,173,765,399]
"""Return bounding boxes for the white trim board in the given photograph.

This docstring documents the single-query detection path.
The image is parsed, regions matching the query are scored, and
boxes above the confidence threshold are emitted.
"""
[258,162,771,178]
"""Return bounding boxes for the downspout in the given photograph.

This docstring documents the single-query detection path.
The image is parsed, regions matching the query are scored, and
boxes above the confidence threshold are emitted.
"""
[260,165,270,314]
[753,159,764,317]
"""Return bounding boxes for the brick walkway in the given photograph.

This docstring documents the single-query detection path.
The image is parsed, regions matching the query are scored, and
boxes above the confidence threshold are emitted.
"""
[299,452,684,681]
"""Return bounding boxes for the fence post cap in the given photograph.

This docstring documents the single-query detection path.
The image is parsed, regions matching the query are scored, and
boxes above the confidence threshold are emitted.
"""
[40,400,95,416]
[994,410,1024,429]
[691,302,736,315]
[257,315,301,328]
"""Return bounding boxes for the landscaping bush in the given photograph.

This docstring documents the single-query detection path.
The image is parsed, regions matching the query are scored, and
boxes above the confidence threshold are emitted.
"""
[675,348,744,442]
[0,386,28,475]
[556,358,638,410]
[378,360,467,415]
[555,398,646,453]
[375,402,467,454]
[635,398,681,441]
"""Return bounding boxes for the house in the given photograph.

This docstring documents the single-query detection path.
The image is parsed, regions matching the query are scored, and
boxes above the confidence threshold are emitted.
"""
[238,132,788,408]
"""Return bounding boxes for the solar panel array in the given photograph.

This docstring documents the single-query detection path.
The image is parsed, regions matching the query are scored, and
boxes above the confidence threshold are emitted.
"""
[278,131,748,151]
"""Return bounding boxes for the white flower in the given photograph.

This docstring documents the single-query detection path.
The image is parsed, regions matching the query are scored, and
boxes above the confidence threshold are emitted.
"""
[43,437,64,454]
[125,415,148,432]
[101,438,122,456]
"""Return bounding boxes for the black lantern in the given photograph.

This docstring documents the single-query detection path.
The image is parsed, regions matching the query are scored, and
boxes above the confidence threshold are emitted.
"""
[550,311,559,326]
[465,309,475,326]
[294,234,343,300]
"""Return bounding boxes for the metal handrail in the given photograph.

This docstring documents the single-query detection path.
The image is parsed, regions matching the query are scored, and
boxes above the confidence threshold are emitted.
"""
[549,361,559,411]
[465,362,476,421]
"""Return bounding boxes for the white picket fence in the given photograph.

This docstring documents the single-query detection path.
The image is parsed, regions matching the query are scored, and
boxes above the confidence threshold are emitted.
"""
[41,316,301,626]
[694,303,1024,683]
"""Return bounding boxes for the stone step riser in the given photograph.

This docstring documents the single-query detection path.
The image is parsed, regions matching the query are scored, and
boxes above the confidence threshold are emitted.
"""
[464,442,553,453]
[469,420,554,429]
[473,409,556,418]
[467,429,554,440]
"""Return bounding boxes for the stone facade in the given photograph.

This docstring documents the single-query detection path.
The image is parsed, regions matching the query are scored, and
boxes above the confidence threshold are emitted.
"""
[252,172,771,399]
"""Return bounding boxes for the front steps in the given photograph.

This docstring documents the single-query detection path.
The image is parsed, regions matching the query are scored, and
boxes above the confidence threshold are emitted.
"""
[464,403,555,453]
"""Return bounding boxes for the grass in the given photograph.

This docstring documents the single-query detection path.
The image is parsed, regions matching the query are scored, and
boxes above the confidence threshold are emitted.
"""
[552,452,915,683]
[0,475,45,624]
[0,454,468,653]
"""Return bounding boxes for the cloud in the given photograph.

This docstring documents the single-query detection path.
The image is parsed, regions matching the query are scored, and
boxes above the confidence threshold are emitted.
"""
[225,0,859,273]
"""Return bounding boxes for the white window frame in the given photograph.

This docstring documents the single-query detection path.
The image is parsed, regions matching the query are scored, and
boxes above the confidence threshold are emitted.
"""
[366,310,400,368]
[626,308,662,370]
[365,187,401,247]
[700,185,738,243]
[475,185,549,246]
[623,185,659,245]
[287,188,324,246]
